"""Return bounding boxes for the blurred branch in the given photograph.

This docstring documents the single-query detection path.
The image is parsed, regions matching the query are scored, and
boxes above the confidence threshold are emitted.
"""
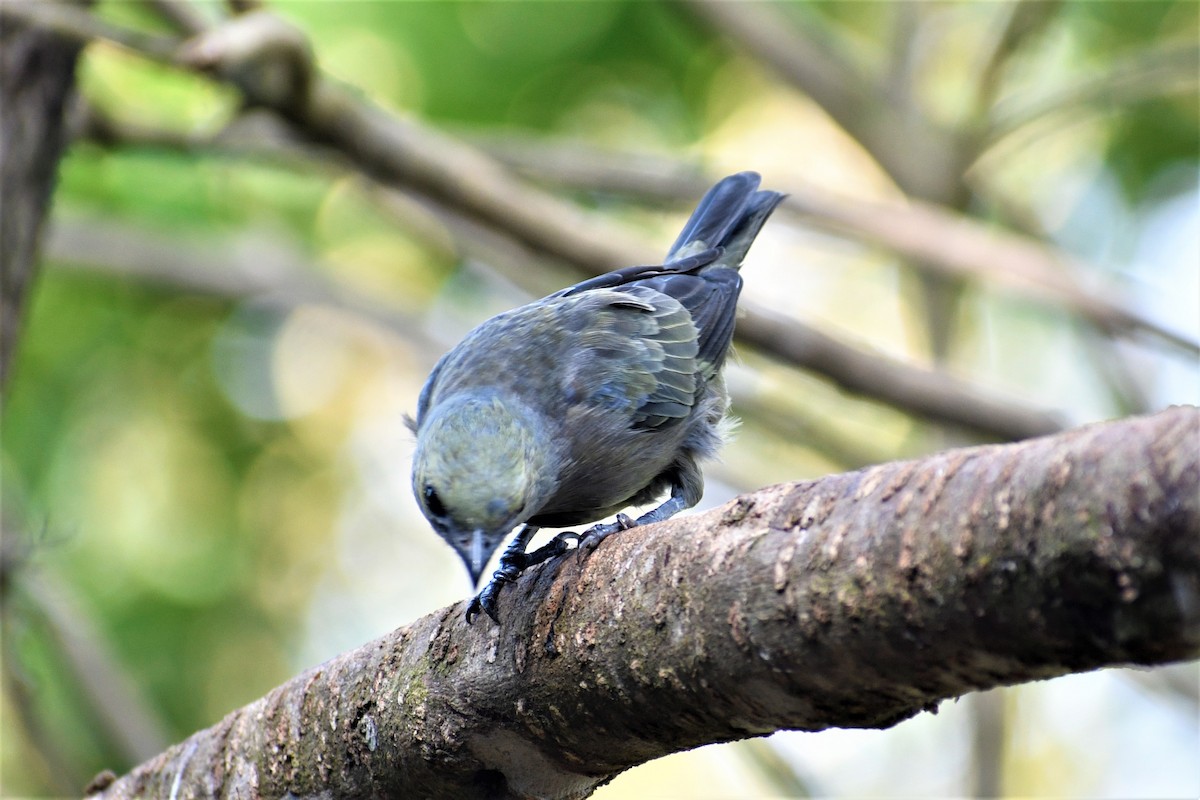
[22,0,1193,357]
[1080,330,1153,416]
[1123,661,1200,714]
[983,42,1200,149]
[481,138,1199,358]
[687,0,875,145]
[44,214,431,347]
[965,188,1154,417]
[739,739,814,798]
[682,0,963,204]
[227,0,264,14]
[1,515,171,777]
[884,2,921,120]
[0,0,92,393]
[0,530,84,795]
[682,0,1197,388]
[968,0,1063,126]
[0,1,178,60]
[685,0,968,391]
[138,0,210,36]
[780,188,1197,357]
[725,372,892,471]
[0,638,83,795]
[966,689,1008,797]
[91,407,1200,799]
[45,213,1060,444]
[735,304,1062,441]
[19,570,173,765]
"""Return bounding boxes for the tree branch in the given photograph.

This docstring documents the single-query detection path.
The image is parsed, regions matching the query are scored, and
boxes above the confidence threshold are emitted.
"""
[0,0,91,392]
[734,304,1063,440]
[91,407,1200,799]
[984,41,1200,148]
[138,0,211,37]
[15,0,1194,359]
[44,207,1064,443]
[682,0,963,205]
[43,214,431,345]
[967,0,1063,126]
[480,138,1200,358]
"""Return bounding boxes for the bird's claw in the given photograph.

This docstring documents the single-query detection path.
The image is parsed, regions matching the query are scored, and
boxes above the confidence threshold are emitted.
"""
[464,515,638,624]
[580,512,637,543]
[464,534,576,624]
[465,583,502,624]
[466,553,526,624]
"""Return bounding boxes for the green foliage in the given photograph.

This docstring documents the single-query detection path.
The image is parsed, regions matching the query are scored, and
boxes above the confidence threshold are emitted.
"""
[281,0,718,143]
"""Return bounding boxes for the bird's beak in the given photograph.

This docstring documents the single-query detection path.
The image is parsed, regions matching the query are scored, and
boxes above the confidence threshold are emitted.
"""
[468,529,488,587]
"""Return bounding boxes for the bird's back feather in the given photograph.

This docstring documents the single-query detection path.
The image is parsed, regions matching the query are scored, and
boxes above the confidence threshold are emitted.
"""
[412,172,783,527]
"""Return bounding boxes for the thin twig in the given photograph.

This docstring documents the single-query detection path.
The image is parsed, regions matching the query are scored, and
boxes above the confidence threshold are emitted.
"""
[968,0,1064,126]
[984,42,1200,148]
[683,0,961,203]
[139,0,211,36]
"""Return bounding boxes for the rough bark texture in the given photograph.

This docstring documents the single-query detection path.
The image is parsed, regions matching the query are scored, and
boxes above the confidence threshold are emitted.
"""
[0,3,88,391]
[92,407,1200,799]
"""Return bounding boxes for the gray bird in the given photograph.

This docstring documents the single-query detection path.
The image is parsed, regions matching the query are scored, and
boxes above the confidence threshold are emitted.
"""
[409,172,784,622]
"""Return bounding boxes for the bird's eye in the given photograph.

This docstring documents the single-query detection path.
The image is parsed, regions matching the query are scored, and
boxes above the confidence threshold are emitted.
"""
[423,485,447,518]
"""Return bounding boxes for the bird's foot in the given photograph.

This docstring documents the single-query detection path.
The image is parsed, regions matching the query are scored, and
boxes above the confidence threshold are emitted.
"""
[466,553,524,624]
[463,515,636,624]
[465,530,583,624]
[579,513,637,548]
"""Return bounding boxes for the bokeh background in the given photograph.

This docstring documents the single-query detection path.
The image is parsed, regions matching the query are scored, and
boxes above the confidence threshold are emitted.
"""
[2,1,1197,797]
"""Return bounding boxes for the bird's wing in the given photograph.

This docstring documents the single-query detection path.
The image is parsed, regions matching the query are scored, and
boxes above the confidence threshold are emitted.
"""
[624,269,742,382]
[556,288,699,430]
[409,350,450,431]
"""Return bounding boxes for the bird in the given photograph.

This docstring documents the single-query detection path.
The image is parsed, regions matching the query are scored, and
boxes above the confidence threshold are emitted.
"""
[408,171,784,623]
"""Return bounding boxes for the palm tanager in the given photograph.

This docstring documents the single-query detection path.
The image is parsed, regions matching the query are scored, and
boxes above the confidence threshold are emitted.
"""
[409,171,784,623]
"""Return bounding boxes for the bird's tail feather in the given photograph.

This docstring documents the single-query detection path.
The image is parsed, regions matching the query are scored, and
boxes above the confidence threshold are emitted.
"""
[666,172,785,268]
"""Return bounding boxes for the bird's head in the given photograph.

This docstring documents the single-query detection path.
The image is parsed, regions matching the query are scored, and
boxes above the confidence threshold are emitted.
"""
[412,393,552,586]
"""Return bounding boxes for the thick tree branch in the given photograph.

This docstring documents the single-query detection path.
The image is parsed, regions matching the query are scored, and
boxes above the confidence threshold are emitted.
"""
[92,407,1200,799]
